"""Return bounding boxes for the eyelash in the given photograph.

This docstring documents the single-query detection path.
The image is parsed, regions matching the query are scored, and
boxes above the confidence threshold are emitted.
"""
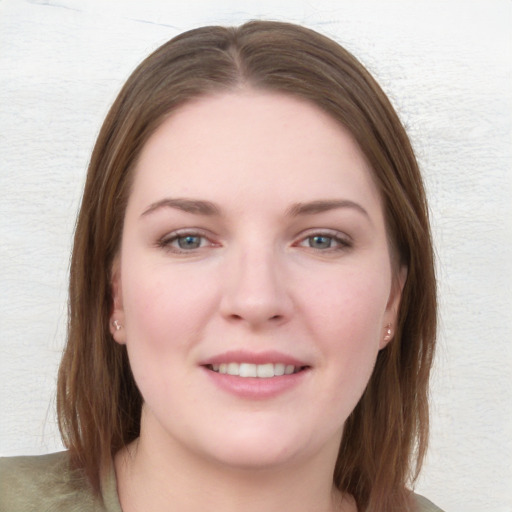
[156,230,352,254]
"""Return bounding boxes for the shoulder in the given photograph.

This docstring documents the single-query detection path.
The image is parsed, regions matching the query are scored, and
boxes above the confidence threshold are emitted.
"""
[0,452,105,512]
[412,492,445,512]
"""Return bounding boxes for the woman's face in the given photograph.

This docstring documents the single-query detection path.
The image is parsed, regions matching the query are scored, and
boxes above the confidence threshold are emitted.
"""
[111,91,403,471]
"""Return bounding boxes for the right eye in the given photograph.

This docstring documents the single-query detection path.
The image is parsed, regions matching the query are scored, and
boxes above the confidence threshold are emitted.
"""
[173,234,205,250]
[157,231,215,253]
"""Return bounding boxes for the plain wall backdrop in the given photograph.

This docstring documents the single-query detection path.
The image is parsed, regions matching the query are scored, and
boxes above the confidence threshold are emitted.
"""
[1,1,511,511]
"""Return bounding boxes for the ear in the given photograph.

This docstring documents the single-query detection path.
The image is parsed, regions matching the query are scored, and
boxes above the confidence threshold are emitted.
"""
[380,265,407,349]
[109,257,127,345]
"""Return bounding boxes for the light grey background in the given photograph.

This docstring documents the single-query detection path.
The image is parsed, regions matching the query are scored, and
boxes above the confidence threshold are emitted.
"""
[1,1,511,511]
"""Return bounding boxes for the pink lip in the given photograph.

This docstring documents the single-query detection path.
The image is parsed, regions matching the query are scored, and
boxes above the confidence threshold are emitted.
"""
[200,350,311,400]
[200,350,308,367]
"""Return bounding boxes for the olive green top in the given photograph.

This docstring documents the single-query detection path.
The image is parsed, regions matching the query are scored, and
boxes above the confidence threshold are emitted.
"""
[0,451,444,511]
[0,452,120,512]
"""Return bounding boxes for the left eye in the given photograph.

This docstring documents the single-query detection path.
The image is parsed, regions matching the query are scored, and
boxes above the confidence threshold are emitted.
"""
[306,235,335,249]
[297,233,350,250]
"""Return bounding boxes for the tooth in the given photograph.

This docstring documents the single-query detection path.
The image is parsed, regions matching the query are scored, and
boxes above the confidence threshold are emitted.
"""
[284,365,295,375]
[239,363,257,377]
[257,363,274,378]
[213,362,301,377]
[274,363,285,376]
[227,362,239,376]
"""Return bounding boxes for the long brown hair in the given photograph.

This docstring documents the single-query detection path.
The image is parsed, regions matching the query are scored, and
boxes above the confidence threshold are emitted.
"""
[57,21,436,511]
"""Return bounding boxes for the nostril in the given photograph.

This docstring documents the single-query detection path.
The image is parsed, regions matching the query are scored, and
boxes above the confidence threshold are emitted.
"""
[227,313,283,323]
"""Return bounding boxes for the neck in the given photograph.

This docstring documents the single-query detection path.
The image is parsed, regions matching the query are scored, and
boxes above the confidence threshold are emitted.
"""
[114,414,352,512]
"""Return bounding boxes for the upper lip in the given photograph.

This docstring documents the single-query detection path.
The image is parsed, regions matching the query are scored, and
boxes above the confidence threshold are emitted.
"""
[200,350,309,367]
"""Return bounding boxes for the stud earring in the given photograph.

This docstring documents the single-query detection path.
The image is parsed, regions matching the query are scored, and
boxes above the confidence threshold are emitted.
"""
[112,320,122,331]
[383,324,392,342]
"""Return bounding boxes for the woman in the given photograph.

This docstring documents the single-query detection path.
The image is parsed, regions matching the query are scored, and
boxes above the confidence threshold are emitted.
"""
[0,21,441,511]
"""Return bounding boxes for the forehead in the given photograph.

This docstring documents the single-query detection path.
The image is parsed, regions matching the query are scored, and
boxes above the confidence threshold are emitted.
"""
[128,90,382,214]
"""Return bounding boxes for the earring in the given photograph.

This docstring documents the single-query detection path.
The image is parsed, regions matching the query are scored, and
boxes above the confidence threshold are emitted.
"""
[112,320,122,331]
[383,324,392,342]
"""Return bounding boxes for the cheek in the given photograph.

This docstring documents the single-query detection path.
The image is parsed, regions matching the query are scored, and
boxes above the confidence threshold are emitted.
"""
[120,258,220,355]
[119,266,210,407]
[301,266,391,342]
[298,266,391,400]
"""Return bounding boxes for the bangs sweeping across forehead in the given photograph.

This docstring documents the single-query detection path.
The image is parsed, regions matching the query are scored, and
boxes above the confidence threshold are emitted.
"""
[57,21,436,512]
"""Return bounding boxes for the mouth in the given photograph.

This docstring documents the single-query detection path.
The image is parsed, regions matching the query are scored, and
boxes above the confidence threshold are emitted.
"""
[201,352,310,398]
[205,362,308,378]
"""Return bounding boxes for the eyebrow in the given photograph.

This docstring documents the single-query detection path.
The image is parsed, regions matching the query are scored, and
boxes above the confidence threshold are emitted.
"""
[286,199,370,219]
[141,198,221,217]
[141,197,369,220]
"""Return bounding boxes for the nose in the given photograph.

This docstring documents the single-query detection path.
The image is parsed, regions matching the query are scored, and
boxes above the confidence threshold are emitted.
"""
[219,245,293,328]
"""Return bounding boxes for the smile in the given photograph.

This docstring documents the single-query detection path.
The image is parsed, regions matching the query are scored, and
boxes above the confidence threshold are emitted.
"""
[206,362,305,378]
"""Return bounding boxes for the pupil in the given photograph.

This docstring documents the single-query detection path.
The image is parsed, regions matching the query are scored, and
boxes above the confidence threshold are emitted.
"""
[310,236,331,249]
[178,236,200,249]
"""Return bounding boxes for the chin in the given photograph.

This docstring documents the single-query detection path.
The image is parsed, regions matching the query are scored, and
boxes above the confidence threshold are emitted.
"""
[194,421,319,472]
[207,442,301,472]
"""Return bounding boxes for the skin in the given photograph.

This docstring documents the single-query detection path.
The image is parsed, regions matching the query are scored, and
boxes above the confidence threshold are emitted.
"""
[110,90,404,512]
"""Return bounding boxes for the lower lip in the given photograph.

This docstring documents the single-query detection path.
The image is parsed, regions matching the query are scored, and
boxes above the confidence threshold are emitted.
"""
[201,367,309,400]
